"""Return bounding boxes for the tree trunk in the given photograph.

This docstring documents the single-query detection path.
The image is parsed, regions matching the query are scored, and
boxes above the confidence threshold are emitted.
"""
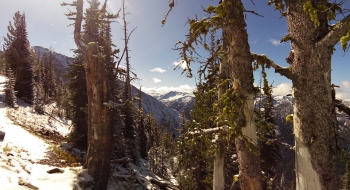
[224,0,263,189]
[84,42,111,190]
[213,139,225,190]
[285,1,340,189]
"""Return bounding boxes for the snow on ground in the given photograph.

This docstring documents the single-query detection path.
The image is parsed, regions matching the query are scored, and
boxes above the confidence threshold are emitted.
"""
[0,75,177,190]
[0,76,88,190]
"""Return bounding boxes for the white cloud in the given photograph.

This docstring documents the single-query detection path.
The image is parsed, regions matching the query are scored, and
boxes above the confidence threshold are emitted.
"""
[150,67,166,73]
[272,83,292,96]
[336,81,350,100]
[173,60,187,69]
[52,41,57,44]
[143,85,195,95]
[269,39,282,46]
[152,78,161,83]
[342,81,350,89]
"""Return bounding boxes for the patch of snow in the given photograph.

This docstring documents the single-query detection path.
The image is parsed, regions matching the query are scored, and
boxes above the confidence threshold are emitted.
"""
[0,75,177,190]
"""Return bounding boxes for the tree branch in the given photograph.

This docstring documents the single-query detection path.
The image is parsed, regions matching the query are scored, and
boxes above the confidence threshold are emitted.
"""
[317,14,350,48]
[189,125,229,136]
[62,0,87,54]
[114,27,136,78]
[252,53,294,80]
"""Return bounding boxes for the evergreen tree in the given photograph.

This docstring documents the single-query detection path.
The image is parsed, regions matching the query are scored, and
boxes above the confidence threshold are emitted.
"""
[66,50,88,149]
[5,68,18,108]
[100,20,126,160]
[177,68,219,190]
[41,50,57,102]
[0,51,5,75]
[120,0,140,165]
[136,88,148,159]
[3,11,34,104]
[255,65,281,188]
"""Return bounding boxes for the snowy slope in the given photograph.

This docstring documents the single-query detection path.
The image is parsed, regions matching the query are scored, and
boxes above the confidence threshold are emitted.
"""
[0,76,176,190]
[131,86,182,133]
[0,76,86,190]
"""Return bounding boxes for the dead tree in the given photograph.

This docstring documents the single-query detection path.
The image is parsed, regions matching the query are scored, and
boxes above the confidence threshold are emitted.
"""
[61,1,114,189]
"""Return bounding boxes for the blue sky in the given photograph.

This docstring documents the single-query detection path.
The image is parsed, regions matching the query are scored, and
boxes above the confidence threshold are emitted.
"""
[0,0,349,99]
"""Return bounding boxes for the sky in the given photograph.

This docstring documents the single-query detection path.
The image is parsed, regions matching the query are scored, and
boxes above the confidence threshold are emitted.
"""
[0,0,349,99]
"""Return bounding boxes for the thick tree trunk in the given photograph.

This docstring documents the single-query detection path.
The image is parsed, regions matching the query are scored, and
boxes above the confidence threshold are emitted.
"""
[224,0,263,189]
[84,42,111,190]
[285,1,340,189]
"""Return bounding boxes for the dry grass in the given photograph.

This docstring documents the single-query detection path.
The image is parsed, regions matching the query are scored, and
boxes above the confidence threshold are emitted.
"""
[2,143,12,153]
[49,145,78,164]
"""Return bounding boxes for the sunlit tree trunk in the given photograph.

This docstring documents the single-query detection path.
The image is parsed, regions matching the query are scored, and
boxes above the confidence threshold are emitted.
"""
[83,42,111,190]
[62,0,112,189]
[285,1,342,189]
[224,0,263,189]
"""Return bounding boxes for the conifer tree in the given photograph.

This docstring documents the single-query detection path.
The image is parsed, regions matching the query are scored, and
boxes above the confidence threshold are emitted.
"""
[136,88,148,159]
[3,11,34,104]
[5,68,18,108]
[31,49,44,114]
[41,50,57,102]
[120,0,140,165]
[66,50,88,149]
[254,65,281,188]
[177,58,219,189]
[0,52,5,75]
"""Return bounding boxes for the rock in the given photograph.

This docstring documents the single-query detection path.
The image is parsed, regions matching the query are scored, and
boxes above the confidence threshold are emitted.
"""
[18,178,39,190]
[73,183,81,190]
[7,153,14,157]
[47,167,64,174]
[0,130,5,142]
[80,152,87,162]
[71,148,86,162]
[60,142,72,151]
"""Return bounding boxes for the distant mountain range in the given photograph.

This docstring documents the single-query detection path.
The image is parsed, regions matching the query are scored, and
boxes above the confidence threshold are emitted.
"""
[151,91,195,120]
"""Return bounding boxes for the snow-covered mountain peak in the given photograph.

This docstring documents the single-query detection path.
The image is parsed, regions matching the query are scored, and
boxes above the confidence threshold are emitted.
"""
[157,91,194,102]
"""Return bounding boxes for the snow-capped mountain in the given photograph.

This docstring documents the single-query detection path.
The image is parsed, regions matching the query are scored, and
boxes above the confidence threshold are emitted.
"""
[149,91,195,120]
[131,88,182,133]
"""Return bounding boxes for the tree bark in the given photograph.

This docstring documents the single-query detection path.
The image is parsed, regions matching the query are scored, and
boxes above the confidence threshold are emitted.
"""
[285,1,340,189]
[213,139,225,190]
[224,0,263,189]
[83,42,111,190]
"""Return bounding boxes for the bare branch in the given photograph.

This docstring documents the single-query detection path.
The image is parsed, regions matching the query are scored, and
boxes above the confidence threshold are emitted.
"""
[252,53,294,80]
[62,0,87,54]
[114,27,136,78]
[189,125,230,136]
[244,10,264,17]
[162,0,175,26]
[317,13,350,47]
